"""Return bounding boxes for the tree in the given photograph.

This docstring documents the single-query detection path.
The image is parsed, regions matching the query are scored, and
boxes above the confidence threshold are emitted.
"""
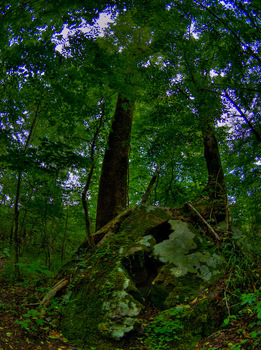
[95,11,154,229]
[96,93,135,230]
[0,0,260,270]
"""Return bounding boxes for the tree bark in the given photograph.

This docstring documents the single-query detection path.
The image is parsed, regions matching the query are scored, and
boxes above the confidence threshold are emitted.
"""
[202,123,228,222]
[96,93,135,231]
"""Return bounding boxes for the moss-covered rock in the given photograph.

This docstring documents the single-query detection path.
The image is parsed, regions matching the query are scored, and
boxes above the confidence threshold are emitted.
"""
[58,206,225,348]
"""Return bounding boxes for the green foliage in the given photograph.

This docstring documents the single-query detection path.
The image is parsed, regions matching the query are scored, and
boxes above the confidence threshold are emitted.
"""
[15,309,46,333]
[15,262,53,276]
[220,287,261,348]
[241,287,261,321]
[144,306,187,349]
[0,0,260,262]
[0,260,18,283]
[0,303,9,311]
[0,248,10,258]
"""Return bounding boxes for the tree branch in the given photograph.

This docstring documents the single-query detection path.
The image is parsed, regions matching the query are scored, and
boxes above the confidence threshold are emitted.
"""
[195,0,261,64]
[186,201,221,240]
[224,91,261,142]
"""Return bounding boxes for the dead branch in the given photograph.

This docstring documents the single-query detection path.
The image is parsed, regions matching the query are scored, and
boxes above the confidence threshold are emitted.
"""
[41,279,68,307]
[186,201,221,240]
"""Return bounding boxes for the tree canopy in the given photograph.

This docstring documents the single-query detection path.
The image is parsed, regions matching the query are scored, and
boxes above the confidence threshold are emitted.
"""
[0,0,260,268]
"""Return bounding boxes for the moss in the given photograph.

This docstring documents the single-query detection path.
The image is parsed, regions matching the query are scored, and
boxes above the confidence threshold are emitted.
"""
[60,245,122,347]
[165,285,199,308]
[172,298,223,349]
[118,206,172,241]
[61,282,104,346]
[187,298,223,336]
[61,251,143,346]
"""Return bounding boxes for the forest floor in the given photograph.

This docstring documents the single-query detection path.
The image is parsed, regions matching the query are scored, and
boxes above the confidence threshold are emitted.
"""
[0,257,260,350]
[0,258,82,350]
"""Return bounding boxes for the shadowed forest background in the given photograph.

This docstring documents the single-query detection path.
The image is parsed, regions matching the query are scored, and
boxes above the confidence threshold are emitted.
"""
[0,0,261,349]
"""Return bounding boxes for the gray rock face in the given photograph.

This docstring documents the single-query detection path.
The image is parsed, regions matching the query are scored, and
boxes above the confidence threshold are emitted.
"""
[123,219,224,310]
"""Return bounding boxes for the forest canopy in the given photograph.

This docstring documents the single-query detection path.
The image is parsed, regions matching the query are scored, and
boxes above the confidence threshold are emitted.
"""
[0,0,260,269]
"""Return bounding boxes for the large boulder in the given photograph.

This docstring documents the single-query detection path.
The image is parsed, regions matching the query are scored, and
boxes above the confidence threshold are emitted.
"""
[59,205,225,349]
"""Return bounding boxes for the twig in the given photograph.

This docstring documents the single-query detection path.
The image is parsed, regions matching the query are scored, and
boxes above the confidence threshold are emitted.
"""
[224,273,232,316]
[21,303,40,307]
[186,201,221,240]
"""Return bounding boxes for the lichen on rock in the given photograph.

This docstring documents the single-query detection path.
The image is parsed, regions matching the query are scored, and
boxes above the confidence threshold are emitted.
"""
[98,265,144,339]
[150,219,224,309]
[98,289,144,339]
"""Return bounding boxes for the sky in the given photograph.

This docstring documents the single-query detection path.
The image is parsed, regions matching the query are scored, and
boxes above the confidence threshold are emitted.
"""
[54,12,113,52]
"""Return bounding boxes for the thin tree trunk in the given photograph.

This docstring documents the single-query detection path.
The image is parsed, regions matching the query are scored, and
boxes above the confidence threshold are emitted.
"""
[82,103,105,244]
[20,217,38,257]
[19,209,28,256]
[14,172,22,278]
[43,219,50,268]
[50,216,61,247]
[61,206,69,264]
[96,93,135,231]
[13,106,41,277]
[82,164,95,246]
[45,214,56,269]
[9,221,14,244]
[141,165,161,204]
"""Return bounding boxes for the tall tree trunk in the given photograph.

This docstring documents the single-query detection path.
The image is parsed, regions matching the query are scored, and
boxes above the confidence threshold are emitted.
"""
[96,93,135,230]
[202,123,228,222]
